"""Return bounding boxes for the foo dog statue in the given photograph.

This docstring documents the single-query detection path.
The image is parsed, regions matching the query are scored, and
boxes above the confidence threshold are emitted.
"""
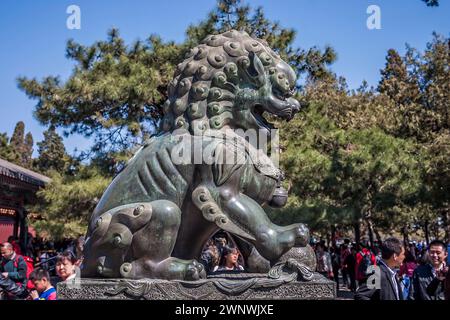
[82,30,311,281]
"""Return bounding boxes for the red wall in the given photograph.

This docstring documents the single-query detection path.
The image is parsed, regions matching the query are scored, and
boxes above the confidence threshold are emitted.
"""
[0,217,15,243]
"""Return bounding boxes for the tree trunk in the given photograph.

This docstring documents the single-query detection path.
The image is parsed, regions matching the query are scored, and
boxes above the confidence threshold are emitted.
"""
[331,225,337,247]
[424,220,430,245]
[402,225,409,246]
[374,227,382,243]
[367,218,375,249]
[354,221,361,246]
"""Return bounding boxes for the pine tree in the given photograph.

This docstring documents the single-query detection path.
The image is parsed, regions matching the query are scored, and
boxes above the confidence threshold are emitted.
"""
[18,0,336,163]
[31,165,111,240]
[5,121,28,166]
[35,127,68,173]
[270,102,423,242]
[423,0,439,6]
[378,49,421,106]
[0,133,18,162]
[22,132,34,168]
[10,121,25,150]
[420,33,449,131]
[418,34,450,242]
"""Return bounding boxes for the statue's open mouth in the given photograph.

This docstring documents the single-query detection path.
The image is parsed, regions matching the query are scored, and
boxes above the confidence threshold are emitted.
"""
[252,104,276,130]
[252,103,293,130]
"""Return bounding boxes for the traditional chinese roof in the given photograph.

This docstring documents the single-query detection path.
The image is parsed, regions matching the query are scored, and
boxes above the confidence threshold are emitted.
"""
[0,158,51,187]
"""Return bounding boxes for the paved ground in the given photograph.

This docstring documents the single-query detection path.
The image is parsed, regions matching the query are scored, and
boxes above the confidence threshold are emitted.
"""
[333,275,356,300]
[336,285,355,300]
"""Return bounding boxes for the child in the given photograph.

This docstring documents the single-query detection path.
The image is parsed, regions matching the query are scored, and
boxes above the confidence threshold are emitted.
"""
[213,246,244,272]
[29,268,56,300]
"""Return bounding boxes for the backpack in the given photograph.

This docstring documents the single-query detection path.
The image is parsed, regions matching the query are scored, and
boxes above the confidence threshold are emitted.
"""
[11,255,35,290]
[357,251,374,279]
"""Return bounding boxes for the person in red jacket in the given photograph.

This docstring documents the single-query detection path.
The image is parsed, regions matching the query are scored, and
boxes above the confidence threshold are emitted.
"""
[355,244,377,285]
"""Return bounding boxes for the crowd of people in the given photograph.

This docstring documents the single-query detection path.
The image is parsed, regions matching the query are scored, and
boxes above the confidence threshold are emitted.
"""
[313,237,450,300]
[1,231,246,300]
[0,235,84,300]
[2,230,449,300]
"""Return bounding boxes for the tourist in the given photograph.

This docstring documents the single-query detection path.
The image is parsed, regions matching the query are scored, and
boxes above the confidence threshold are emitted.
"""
[315,243,333,279]
[213,246,244,272]
[0,275,29,300]
[66,236,84,266]
[25,232,35,259]
[200,239,221,274]
[355,243,377,285]
[55,250,78,282]
[408,243,417,261]
[0,242,27,292]
[445,267,450,300]
[37,248,50,271]
[399,248,417,299]
[340,243,351,288]
[355,237,405,300]
[330,246,341,289]
[7,236,22,255]
[409,240,448,300]
[29,269,56,300]
[344,246,357,292]
[73,236,85,266]
[213,232,228,257]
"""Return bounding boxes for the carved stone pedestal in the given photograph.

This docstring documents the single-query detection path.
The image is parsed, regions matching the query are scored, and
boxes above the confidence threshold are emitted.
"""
[57,273,336,300]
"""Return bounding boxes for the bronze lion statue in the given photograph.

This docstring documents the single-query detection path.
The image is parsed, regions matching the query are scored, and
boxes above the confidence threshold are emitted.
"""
[82,30,310,281]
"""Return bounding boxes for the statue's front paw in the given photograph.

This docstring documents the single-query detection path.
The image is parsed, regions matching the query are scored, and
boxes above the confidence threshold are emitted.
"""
[185,260,206,281]
[120,262,134,278]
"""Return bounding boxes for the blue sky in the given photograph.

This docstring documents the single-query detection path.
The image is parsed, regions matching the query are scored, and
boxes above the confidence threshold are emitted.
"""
[0,0,448,156]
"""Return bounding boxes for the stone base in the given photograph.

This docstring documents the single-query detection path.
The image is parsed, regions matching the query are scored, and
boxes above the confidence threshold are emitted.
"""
[57,273,336,300]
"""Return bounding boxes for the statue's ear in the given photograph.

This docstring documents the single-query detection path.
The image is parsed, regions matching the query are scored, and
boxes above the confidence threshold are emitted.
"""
[248,52,266,86]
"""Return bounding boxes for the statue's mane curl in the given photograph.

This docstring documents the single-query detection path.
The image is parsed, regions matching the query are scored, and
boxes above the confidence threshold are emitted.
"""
[160,30,283,135]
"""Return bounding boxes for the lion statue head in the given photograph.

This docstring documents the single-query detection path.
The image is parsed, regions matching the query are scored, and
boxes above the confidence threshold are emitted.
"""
[160,30,300,138]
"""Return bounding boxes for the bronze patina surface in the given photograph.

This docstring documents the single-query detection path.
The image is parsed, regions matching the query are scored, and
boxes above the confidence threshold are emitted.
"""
[82,30,313,282]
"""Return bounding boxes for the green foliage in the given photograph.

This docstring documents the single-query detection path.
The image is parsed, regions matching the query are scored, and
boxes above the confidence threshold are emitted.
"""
[14,1,449,241]
[383,34,450,239]
[270,102,423,236]
[24,133,34,166]
[18,0,336,162]
[378,34,450,142]
[34,127,71,174]
[269,33,449,240]
[192,0,337,81]
[0,121,34,168]
[30,165,112,240]
[10,121,25,150]
[378,49,421,106]
[18,29,180,156]
[0,133,18,162]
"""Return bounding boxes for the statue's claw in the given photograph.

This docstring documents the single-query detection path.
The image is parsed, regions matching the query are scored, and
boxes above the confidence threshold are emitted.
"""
[186,260,207,280]
[120,262,133,278]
